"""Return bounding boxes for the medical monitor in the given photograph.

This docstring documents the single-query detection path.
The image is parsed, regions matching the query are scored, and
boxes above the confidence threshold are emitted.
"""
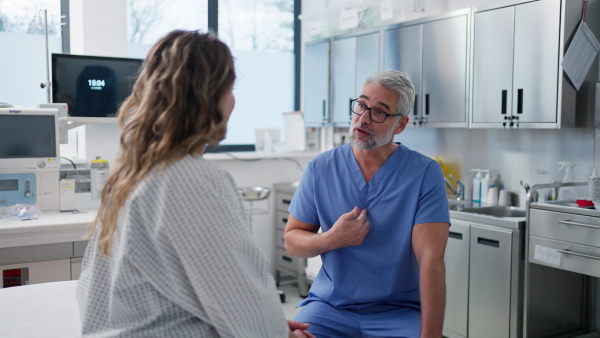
[0,108,60,170]
[52,53,144,117]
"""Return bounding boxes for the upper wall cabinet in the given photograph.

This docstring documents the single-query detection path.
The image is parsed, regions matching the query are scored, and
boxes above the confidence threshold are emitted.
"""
[384,9,470,128]
[471,0,600,129]
[304,39,330,127]
[331,30,380,126]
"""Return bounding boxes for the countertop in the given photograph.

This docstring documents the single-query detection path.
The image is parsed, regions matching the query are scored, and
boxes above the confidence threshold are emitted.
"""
[530,200,600,217]
[0,209,96,249]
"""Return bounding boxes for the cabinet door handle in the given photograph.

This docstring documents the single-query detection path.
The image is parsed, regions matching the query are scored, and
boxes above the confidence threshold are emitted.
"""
[501,90,507,115]
[517,89,523,114]
[282,199,292,205]
[349,98,353,121]
[425,94,430,115]
[477,237,499,248]
[414,94,418,116]
[282,218,288,223]
[557,249,600,261]
[322,100,327,123]
[449,231,463,240]
[558,220,600,230]
[282,255,293,262]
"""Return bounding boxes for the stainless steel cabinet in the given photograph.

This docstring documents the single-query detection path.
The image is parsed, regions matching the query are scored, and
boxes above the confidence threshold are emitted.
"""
[469,224,516,338]
[332,30,380,126]
[273,183,309,297]
[445,216,524,338]
[383,9,469,128]
[471,0,600,129]
[472,0,560,128]
[304,39,330,127]
[384,24,422,125]
[444,220,470,338]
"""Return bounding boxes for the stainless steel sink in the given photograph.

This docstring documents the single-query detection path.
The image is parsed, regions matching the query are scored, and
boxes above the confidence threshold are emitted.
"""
[458,206,526,218]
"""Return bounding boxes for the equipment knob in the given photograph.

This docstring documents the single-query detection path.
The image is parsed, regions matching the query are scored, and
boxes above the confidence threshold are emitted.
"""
[37,160,46,168]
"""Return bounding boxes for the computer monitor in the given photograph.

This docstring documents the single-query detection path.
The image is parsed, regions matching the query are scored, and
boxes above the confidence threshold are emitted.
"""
[0,108,60,170]
[51,53,144,117]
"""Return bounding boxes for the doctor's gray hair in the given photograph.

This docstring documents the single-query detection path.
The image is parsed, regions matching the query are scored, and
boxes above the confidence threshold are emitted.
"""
[361,70,415,117]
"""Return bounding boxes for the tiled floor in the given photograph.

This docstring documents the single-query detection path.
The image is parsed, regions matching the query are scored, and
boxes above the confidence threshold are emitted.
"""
[279,284,304,320]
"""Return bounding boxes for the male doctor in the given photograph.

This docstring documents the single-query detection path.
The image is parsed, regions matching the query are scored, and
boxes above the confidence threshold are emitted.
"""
[284,70,450,337]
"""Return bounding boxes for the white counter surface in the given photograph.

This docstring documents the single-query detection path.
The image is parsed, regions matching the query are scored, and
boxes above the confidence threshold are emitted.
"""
[0,209,97,249]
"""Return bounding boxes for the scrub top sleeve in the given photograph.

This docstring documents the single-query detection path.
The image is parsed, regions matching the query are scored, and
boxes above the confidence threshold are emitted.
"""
[289,160,320,226]
[164,174,288,338]
[414,161,450,225]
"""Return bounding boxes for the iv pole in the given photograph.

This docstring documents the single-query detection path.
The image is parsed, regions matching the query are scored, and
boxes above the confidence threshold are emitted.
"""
[40,9,52,103]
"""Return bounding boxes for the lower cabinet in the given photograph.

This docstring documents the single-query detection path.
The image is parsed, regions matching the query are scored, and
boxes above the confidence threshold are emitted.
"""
[0,240,89,288]
[444,219,523,338]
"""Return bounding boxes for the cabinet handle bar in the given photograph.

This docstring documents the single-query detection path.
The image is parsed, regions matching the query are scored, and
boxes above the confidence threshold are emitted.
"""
[558,220,600,230]
[557,249,600,261]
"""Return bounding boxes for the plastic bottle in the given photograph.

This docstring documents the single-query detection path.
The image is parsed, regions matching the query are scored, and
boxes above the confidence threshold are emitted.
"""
[481,169,491,205]
[471,169,483,204]
[263,131,273,152]
[557,161,578,200]
[588,167,600,200]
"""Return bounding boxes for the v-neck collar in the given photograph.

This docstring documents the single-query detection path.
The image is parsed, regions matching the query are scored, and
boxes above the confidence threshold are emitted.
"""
[343,144,402,191]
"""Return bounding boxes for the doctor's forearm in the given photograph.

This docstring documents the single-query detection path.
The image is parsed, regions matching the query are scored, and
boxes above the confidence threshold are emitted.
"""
[284,230,333,258]
[419,258,446,338]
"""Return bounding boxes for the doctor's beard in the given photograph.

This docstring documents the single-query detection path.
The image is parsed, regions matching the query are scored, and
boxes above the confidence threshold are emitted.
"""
[350,122,396,150]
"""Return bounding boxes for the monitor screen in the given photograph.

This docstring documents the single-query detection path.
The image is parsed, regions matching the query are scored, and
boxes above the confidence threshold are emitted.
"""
[0,114,56,158]
[52,53,144,117]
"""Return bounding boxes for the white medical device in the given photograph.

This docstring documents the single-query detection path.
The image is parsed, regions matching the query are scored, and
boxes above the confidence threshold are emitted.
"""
[0,108,60,211]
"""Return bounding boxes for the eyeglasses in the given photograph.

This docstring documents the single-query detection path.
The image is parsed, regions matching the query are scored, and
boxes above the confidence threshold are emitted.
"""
[350,99,401,123]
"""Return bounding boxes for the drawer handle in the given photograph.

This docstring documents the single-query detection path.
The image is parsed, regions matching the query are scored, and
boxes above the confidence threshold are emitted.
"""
[282,199,292,205]
[282,218,288,223]
[449,231,463,240]
[282,256,292,262]
[558,220,600,230]
[477,237,499,248]
[557,249,600,261]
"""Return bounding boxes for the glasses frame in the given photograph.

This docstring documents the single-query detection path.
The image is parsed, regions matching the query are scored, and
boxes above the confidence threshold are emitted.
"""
[350,99,402,123]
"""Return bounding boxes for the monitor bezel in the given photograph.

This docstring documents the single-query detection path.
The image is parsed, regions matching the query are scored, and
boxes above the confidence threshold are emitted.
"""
[0,108,61,171]
[51,53,145,117]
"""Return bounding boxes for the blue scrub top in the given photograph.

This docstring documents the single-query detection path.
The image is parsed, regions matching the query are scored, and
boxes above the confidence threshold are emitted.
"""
[289,143,450,310]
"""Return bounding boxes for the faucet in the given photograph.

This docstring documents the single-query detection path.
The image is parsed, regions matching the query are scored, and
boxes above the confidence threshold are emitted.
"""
[520,180,538,202]
[445,174,465,201]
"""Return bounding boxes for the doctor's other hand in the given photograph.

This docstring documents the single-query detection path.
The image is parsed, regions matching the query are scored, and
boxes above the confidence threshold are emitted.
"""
[288,320,316,338]
[327,206,370,249]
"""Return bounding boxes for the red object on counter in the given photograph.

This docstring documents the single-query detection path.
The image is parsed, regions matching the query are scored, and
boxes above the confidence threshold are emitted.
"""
[576,199,594,207]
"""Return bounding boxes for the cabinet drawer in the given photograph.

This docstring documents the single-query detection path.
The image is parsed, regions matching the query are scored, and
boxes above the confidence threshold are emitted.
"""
[276,248,299,274]
[530,209,600,248]
[277,192,294,212]
[276,229,285,249]
[276,211,289,231]
[529,236,600,278]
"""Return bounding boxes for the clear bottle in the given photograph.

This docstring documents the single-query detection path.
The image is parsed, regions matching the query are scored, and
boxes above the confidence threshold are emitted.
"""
[481,169,491,205]
[557,161,578,200]
[588,167,600,200]
[471,169,483,204]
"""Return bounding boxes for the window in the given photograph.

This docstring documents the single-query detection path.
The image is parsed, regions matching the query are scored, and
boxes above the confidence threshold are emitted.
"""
[127,0,209,58]
[218,0,295,146]
[126,0,297,147]
[0,0,63,107]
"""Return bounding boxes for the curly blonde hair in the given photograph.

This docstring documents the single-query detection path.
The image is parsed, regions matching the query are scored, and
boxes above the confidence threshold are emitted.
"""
[93,30,236,255]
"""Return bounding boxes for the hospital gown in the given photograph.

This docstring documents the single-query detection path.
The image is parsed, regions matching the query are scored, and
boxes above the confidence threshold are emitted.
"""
[77,155,288,337]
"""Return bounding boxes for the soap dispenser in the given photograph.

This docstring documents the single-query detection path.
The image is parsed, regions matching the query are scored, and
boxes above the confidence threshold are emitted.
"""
[480,169,491,205]
[471,169,483,204]
[588,167,600,200]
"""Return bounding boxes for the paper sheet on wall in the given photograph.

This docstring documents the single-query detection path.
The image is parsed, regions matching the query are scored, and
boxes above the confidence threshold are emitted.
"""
[339,7,358,30]
[380,0,393,21]
[562,21,600,91]
[534,244,562,267]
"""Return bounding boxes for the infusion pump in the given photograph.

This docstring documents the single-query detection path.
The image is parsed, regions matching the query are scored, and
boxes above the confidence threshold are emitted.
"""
[0,108,61,211]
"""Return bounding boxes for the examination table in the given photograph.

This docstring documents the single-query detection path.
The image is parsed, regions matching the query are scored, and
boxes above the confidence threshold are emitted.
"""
[0,280,81,337]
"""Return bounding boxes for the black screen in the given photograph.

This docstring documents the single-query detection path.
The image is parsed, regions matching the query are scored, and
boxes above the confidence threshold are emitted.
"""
[0,115,56,158]
[52,54,144,117]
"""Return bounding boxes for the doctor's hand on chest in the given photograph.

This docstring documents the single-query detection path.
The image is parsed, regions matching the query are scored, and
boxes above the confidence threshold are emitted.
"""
[325,206,370,249]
